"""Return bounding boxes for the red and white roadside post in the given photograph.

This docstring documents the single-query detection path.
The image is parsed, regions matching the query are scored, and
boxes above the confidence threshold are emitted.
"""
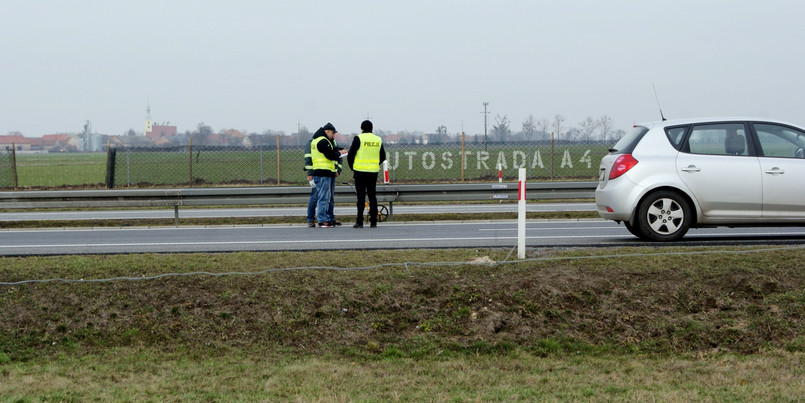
[383,160,390,184]
[518,168,526,259]
[497,163,503,183]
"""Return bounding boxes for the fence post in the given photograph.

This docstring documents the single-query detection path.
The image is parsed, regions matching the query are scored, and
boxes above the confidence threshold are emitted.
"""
[550,132,555,180]
[105,142,116,189]
[259,145,264,185]
[126,148,131,186]
[11,143,18,189]
[189,138,193,187]
[460,131,465,182]
[276,134,281,185]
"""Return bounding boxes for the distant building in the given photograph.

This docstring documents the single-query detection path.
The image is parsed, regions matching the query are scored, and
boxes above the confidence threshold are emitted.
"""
[0,135,34,151]
[109,135,157,148]
[146,125,177,141]
[383,134,404,145]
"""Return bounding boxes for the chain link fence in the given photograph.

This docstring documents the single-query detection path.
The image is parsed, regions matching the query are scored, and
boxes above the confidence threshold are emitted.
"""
[1,139,611,189]
[0,148,16,188]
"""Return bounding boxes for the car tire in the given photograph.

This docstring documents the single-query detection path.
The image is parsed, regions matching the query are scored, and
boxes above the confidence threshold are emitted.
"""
[635,190,692,241]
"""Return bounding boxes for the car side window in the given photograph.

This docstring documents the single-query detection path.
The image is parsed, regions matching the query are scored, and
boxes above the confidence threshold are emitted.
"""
[753,123,805,159]
[685,123,748,156]
[664,126,687,150]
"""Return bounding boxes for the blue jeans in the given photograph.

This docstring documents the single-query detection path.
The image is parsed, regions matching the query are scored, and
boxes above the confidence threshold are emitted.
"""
[307,179,336,223]
[313,176,334,223]
[307,186,318,222]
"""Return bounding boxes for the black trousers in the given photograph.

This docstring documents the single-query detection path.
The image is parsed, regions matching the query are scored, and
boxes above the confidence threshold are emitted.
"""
[354,171,378,224]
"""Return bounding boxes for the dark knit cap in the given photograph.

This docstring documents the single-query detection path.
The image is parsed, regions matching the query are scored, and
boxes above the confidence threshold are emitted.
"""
[361,120,373,132]
[322,122,336,132]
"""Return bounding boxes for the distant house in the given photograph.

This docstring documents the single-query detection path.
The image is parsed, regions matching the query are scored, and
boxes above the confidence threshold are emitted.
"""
[146,125,177,140]
[146,124,178,146]
[109,135,156,148]
[0,135,34,151]
[41,134,71,151]
[383,134,404,145]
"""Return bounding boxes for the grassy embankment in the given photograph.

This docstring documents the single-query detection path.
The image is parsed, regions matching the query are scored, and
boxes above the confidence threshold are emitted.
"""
[1,246,804,400]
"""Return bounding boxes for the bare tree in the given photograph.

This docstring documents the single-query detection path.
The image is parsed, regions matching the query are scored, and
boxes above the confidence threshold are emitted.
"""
[598,115,614,142]
[552,114,565,139]
[537,118,550,140]
[579,116,599,142]
[491,115,511,142]
[521,115,537,142]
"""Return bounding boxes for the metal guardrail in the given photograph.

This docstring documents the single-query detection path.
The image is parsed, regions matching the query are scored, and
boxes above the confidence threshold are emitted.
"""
[0,182,597,223]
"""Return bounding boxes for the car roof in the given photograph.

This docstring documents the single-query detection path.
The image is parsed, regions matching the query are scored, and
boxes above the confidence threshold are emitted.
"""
[634,117,803,129]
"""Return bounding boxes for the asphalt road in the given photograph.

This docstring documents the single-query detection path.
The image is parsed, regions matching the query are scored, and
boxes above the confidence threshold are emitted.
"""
[0,202,595,221]
[2,219,805,256]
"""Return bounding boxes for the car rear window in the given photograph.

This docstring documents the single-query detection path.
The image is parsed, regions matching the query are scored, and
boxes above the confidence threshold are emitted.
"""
[610,126,649,154]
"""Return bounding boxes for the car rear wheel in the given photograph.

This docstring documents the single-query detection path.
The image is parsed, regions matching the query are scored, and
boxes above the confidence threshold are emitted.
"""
[635,190,691,241]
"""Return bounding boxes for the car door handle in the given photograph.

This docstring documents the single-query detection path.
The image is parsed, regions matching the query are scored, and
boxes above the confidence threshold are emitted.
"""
[765,167,785,175]
[681,165,701,173]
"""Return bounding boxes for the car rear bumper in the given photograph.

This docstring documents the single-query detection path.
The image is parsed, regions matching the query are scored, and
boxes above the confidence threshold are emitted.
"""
[595,177,644,222]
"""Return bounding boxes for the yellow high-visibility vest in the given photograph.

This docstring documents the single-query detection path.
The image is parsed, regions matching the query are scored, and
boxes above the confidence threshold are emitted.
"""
[353,133,382,172]
[311,137,336,172]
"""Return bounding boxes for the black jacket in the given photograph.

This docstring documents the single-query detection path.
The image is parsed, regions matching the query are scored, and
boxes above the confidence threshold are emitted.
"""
[347,133,386,175]
[310,128,344,177]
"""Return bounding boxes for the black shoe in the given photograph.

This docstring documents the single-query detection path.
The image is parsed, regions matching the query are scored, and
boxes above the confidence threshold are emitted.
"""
[333,221,342,226]
[353,223,363,228]
[370,222,377,228]
[307,221,316,228]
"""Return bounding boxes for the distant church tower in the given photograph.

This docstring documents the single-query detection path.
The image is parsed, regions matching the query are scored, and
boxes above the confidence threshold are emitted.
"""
[145,102,153,135]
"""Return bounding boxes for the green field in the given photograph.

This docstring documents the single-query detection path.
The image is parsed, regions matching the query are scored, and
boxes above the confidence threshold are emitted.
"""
[3,143,608,189]
[12,153,107,188]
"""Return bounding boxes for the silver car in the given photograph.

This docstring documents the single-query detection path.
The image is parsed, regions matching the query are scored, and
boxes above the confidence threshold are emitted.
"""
[595,117,805,241]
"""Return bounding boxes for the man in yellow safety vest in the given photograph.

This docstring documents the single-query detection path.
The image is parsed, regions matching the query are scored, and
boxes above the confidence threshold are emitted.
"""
[347,120,386,228]
[310,123,346,228]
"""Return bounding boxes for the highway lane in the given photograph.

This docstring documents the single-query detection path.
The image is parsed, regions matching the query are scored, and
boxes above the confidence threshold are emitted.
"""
[2,219,805,256]
[0,202,595,221]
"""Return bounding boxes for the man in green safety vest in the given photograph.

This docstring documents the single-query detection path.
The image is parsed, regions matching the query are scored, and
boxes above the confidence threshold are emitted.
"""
[310,122,346,228]
[347,120,386,228]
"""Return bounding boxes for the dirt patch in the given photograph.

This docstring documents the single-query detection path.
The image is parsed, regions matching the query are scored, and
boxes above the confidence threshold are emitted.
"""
[1,248,804,359]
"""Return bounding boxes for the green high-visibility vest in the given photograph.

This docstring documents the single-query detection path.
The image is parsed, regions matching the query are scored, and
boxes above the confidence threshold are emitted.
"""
[353,133,382,172]
[311,137,336,172]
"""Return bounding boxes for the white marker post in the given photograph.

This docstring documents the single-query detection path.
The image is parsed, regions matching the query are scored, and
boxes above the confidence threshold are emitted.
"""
[497,163,502,183]
[383,160,390,184]
[518,168,526,259]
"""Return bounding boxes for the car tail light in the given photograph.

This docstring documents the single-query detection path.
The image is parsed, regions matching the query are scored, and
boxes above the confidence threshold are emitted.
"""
[609,154,638,180]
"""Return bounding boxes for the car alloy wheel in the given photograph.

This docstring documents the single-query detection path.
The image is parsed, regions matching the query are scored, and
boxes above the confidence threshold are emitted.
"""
[636,190,691,241]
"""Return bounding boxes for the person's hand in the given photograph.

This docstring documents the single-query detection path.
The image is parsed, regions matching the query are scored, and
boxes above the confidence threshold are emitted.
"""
[339,149,347,155]
[307,175,313,181]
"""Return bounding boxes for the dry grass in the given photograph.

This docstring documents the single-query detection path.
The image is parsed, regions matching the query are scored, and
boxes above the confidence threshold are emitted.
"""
[1,349,803,401]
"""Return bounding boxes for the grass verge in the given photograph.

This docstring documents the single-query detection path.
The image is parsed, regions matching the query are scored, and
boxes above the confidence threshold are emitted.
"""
[1,246,804,399]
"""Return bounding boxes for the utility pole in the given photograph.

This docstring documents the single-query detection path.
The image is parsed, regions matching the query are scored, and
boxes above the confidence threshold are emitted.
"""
[481,102,489,151]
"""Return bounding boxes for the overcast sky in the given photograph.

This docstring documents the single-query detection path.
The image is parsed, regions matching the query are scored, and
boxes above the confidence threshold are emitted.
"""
[2,1,804,137]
